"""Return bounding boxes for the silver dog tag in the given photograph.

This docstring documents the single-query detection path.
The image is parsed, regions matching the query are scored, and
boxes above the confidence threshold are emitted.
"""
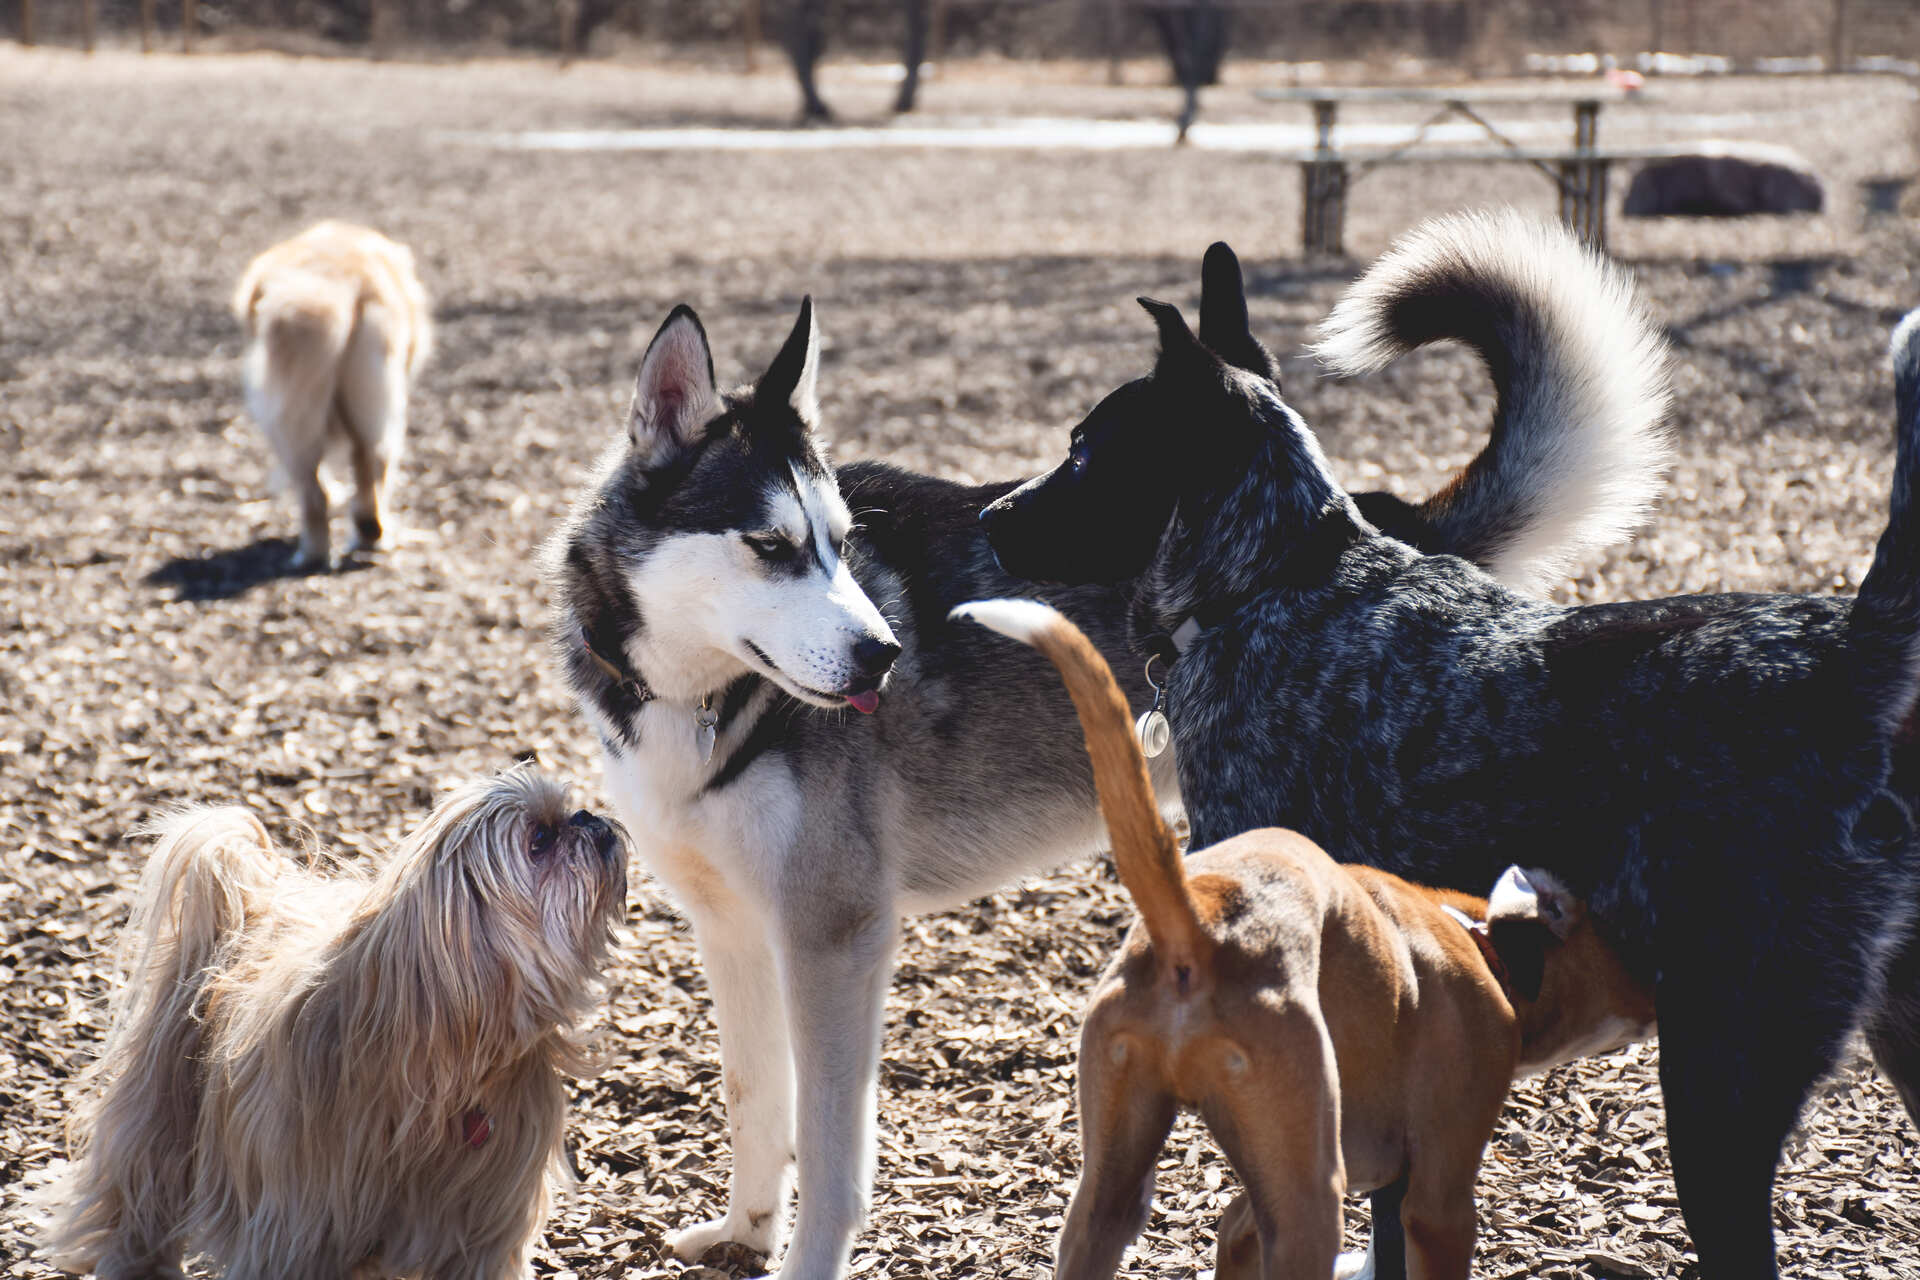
[1137,653,1171,758]
[695,696,719,765]
[1136,708,1171,758]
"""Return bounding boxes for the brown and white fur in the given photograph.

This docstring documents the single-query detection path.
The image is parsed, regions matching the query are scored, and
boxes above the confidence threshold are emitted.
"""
[233,220,432,570]
[45,770,625,1280]
[954,598,1655,1280]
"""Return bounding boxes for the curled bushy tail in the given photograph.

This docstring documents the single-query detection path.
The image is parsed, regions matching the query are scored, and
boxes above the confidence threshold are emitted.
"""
[47,808,280,1273]
[950,600,1213,983]
[1315,210,1673,591]
[1849,310,1920,734]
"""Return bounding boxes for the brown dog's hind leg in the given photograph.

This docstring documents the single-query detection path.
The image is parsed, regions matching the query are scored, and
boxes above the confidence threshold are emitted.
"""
[1398,1169,1478,1280]
[1202,1005,1344,1279]
[1056,1027,1176,1280]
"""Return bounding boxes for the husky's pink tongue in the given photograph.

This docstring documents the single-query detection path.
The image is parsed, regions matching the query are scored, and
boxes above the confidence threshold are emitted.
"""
[846,689,881,715]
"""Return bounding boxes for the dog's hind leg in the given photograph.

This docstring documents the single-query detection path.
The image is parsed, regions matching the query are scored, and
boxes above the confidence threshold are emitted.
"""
[336,303,409,555]
[666,925,796,1263]
[1657,945,1859,1277]
[773,901,898,1280]
[1058,1008,1176,1280]
[1864,923,1920,1133]
[1202,1005,1344,1280]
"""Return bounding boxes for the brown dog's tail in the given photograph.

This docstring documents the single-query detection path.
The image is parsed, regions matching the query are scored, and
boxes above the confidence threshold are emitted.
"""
[952,599,1212,980]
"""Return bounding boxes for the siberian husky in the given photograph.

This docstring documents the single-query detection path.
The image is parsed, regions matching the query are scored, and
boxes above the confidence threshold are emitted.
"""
[546,225,1670,1279]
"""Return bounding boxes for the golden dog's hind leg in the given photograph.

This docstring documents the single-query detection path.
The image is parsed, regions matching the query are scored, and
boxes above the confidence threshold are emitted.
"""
[1055,1028,1177,1280]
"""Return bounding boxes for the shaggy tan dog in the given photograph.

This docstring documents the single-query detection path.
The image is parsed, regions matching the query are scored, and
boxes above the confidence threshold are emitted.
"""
[46,770,625,1280]
[232,221,431,569]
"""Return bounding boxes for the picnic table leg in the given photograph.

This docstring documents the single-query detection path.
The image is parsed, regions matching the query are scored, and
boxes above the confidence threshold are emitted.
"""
[1300,159,1347,258]
[1301,100,1347,258]
[1590,158,1611,251]
[1568,99,1606,250]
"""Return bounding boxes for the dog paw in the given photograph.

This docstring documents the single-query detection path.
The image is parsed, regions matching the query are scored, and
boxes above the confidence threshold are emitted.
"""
[667,1215,776,1262]
[345,515,384,555]
[1333,1248,1375,1280]
[287,543,329,573]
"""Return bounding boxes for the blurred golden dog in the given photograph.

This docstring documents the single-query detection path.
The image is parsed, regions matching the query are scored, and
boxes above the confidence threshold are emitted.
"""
[233,220,431,569]
[46,770,625,1280]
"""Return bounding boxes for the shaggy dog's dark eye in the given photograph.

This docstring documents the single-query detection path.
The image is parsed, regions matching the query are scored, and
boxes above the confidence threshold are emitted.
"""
[745,534,798,564]
[529,823,557,859]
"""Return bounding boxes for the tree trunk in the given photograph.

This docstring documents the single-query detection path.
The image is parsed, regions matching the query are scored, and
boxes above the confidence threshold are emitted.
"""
[1149,3,1230,141]
[784,0,833,123]
[896,0,928,113]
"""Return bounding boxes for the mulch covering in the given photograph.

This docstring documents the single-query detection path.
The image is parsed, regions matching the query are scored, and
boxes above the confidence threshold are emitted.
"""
[2,45,1918,1278]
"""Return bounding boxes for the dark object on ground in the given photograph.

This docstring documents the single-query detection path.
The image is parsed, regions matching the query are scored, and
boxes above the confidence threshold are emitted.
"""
[1625,144,1824,217]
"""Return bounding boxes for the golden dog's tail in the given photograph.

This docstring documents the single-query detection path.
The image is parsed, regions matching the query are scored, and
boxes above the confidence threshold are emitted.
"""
[46,808,281,1270]
[952,599,1212,981]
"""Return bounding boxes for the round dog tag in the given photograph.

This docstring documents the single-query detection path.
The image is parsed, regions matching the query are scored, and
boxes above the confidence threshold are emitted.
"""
[1136,708,1171,758]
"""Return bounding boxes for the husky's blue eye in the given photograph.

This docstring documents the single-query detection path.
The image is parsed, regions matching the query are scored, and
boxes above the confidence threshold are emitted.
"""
[529,823,557,859]
[745,534,798,563]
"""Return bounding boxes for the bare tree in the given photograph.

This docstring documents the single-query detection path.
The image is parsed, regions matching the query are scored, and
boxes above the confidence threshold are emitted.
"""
[895,0,928,113]
[1148,1,1230,141]
[783,0,835,122]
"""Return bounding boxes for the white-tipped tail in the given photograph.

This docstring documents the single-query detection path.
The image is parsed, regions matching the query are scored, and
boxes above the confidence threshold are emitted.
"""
[1314,209,1673,592]
[953,597,1212,979]
[947,598,1062,644]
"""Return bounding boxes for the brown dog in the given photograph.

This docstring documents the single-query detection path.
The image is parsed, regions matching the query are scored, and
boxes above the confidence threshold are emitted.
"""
[955,598,1656,1280]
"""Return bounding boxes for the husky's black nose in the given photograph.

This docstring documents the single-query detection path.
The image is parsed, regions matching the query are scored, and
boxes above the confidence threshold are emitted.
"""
[853,636,902,679]
[569,809,618,857]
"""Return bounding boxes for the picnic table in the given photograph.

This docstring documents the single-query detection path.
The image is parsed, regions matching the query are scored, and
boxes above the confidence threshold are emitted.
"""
[1253,83,1651,255]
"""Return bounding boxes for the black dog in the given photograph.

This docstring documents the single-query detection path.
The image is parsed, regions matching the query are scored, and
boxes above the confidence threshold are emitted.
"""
[980,213,1920,1279]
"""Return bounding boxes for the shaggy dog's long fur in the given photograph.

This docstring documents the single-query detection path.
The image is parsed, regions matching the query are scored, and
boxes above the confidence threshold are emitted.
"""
[46,771,625,1280]
[980,211,1920,1279]
[233,220,432,570]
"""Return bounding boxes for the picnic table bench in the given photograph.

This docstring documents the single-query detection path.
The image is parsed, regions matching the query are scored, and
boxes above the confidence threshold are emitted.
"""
[1254,84,1660,255]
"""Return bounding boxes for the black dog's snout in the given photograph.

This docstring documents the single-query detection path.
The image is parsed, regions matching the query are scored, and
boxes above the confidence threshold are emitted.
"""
[853,637,901,679]
[568,808,618,856]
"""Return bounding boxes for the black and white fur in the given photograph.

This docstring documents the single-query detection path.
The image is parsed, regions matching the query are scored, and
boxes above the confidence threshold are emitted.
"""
[547,235,1675,1280]
[978,211,1920,1280]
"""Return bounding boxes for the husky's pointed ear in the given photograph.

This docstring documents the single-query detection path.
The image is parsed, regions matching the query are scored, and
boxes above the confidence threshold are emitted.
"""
[629,305,719,467]
[757,296,821,424]
[1199,242,1279,385]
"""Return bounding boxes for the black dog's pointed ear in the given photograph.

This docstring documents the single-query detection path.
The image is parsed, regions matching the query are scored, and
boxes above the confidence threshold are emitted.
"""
[1138,296,1213,367]
[1199,242,1280,385]
[757,295,821,425]
[629,305,719,467]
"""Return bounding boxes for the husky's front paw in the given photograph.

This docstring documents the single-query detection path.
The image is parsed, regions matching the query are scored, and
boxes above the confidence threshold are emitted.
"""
[667,1212,778,1262]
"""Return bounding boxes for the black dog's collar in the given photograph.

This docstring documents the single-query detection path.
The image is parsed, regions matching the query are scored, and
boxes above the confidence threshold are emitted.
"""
[1146,602,1232,665]
[581,626,656,706]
